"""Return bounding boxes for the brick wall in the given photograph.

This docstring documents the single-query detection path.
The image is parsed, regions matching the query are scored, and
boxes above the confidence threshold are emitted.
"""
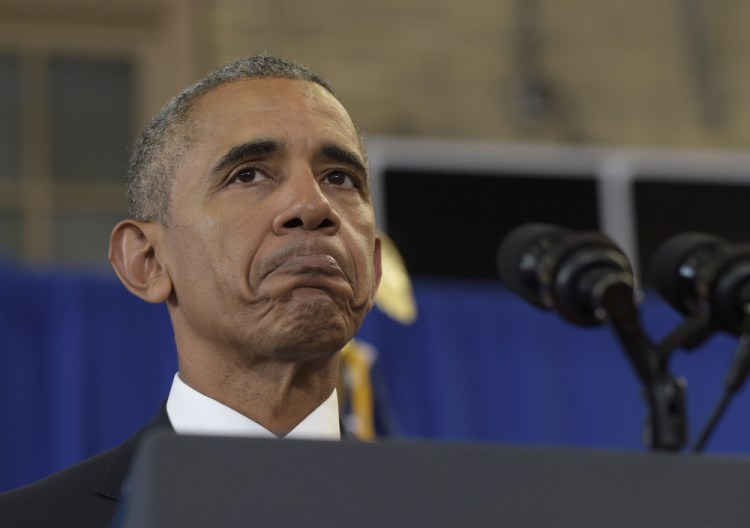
[209,0,750,149]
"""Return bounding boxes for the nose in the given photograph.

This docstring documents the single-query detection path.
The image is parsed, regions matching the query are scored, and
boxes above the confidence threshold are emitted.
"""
[272,173,341,235]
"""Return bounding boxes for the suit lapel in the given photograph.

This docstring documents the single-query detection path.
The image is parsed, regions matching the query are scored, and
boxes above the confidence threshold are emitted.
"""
[95,402,173,500]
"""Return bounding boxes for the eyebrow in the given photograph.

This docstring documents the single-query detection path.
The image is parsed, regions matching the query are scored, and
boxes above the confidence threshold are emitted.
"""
[320,144,368,178]
[210,139,368,180]
[211,139,280,175]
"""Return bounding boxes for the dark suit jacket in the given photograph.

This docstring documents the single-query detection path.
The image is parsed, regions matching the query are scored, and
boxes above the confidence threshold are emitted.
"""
[1,402,349,527]
[0,404,172,528]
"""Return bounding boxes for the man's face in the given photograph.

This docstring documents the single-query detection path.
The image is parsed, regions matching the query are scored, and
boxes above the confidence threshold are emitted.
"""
[156,78,381,362]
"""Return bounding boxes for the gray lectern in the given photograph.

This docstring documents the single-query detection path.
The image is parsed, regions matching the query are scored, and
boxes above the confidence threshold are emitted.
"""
[119,432,750,528]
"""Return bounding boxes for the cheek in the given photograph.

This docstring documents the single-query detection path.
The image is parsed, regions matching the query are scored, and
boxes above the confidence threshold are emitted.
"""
[163,232,213,301]
[166,222,236,286]
[351,228,379,293]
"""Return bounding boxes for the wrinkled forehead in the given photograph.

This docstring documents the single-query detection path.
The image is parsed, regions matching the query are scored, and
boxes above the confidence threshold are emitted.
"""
[185,78,365,155]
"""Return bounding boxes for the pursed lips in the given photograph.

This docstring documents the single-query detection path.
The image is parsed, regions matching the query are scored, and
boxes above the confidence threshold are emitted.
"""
[260,245,352,288]
[273,253,346,277]
[254,234,358,296]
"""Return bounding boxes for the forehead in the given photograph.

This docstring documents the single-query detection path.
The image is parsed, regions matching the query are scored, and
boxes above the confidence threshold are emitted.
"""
[186,77,362,156]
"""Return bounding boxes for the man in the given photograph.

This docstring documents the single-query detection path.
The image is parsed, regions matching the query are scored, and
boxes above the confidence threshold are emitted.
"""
[0,54,382,527]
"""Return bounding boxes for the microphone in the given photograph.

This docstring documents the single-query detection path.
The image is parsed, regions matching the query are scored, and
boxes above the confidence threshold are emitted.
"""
[497,223,636,326]
[650,232,750,335]
[498,224,688,449]
[651,232,750,452]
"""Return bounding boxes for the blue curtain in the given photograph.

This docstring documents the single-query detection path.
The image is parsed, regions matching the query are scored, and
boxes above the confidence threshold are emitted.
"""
[2,260,749,492]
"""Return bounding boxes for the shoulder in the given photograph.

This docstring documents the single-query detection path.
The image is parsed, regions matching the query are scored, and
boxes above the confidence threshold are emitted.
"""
[0,447,120,528]
[0,402,171,528]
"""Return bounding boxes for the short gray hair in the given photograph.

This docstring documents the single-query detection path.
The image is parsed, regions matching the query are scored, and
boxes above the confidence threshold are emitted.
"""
[127,55,341,224]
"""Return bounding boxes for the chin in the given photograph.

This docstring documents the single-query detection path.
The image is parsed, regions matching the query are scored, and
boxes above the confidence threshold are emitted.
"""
[269,333,348,362]
[266,299,356,361]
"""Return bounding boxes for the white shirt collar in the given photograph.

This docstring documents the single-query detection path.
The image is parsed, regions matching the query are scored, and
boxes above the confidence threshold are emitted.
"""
[165,373,341,440]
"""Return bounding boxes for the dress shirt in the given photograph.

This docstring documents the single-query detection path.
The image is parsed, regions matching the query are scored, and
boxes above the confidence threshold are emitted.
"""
[165,373,341,440]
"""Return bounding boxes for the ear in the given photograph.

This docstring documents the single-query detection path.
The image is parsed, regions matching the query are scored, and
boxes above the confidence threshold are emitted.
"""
[109,220,172,303]
[367,235,383,311]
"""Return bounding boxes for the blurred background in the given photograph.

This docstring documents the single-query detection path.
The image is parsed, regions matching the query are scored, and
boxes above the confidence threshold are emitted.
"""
[3,0,750,491]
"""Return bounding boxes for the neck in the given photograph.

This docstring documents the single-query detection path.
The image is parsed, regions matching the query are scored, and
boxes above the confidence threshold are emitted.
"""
[177,349,341,437]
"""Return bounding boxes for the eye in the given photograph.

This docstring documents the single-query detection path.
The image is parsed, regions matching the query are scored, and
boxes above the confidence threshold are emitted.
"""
[230,167,270,184]
[323,170,357,188]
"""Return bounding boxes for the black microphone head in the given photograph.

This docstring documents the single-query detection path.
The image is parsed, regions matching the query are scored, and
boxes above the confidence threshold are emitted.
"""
[649,232,726,318]
[650,232,750,334]
[498,223,635,326]
[497,223,568,309]
[710,248,750,333]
